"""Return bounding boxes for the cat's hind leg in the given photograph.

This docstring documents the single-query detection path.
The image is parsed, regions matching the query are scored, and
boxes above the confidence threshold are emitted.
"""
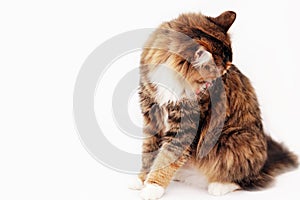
[199,130,267,195]
[208,182,240,196]
[173,163,208,189]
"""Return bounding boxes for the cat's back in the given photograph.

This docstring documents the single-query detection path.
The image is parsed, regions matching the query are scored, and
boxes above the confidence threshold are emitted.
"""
[221,64,263,133]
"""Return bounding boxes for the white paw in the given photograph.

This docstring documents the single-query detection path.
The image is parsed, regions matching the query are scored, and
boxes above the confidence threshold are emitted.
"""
[128,177,144,190]
[208,182,240,196]
[140,184,165,200]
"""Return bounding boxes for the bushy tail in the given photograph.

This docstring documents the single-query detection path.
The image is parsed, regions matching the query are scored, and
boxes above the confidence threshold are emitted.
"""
[238,136,298,190]
[263,136,298,175]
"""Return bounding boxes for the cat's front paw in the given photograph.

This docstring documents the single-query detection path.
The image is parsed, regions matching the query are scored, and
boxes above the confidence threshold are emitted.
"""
[128,177,144,190]
[208,182,240,196]
[140,183,165,200]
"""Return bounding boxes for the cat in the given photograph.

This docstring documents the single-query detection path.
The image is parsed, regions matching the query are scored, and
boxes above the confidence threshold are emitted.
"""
[129,11,298,200]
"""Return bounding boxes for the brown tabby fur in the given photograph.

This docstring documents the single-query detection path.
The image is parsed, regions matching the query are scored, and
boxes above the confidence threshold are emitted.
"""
[138,11,298,191]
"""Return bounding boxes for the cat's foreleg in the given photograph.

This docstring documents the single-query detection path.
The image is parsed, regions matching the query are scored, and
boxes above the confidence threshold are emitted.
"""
[129,134,160,190]
[129,104,164,190]
[138,135,160,186]
[141,100,200,199]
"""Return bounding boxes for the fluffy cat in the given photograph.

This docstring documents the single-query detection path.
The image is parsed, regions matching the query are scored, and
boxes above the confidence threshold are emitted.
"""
[131,11,298,199]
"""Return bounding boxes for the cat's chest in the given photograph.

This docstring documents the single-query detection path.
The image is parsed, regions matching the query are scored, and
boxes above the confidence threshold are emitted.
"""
[148,64,192,106]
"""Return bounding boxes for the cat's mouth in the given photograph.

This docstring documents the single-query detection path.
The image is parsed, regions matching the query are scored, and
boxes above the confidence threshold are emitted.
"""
[195,81,213,95]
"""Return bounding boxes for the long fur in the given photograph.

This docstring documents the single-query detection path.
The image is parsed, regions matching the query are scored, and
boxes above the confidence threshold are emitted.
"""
[237,136,299,190]
[137,11,298,195]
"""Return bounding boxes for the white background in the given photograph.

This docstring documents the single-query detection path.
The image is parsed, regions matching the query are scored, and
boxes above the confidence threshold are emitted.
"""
[1,0,300,199]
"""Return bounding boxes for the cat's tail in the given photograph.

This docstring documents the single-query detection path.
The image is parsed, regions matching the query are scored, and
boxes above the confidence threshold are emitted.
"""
[237,135,298,190]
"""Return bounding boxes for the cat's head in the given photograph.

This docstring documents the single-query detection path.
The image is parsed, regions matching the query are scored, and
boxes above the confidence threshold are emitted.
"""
[142,11,236,97]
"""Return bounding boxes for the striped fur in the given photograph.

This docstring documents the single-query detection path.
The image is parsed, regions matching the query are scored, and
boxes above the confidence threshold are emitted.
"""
[137,11,298,197]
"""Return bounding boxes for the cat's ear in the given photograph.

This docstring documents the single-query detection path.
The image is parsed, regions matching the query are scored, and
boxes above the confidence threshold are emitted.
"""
[210,11,236,32]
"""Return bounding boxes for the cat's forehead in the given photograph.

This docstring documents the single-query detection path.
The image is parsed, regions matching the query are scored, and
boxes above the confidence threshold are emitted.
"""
[165,12,235,64]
